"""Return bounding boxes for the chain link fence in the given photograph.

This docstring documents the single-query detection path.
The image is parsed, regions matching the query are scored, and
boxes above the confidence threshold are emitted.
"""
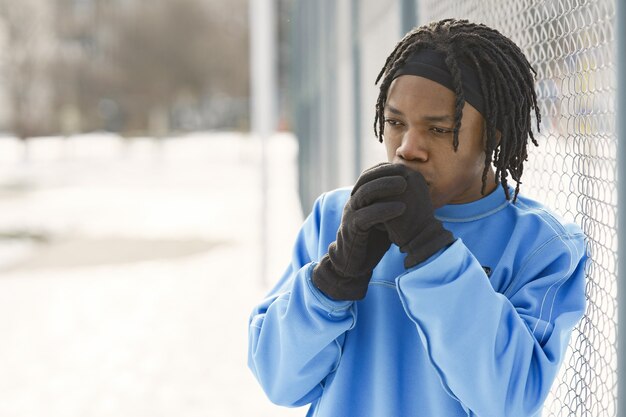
[287,0,618,413]
[420,0,617,415]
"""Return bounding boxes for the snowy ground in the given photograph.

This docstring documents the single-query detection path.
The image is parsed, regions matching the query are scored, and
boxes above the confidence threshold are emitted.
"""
[0,132,305,417]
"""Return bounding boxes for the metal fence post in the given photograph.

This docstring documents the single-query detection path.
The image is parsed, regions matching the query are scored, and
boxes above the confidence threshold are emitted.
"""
[351,0,362,179]
[250,0,277,286]
[400,0,417,35]
[617,0,626,413]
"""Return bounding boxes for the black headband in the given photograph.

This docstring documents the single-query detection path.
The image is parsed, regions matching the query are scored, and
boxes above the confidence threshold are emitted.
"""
[391,49,487,120]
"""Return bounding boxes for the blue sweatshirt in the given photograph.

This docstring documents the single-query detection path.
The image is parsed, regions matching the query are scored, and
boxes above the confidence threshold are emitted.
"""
[248,186,587,417]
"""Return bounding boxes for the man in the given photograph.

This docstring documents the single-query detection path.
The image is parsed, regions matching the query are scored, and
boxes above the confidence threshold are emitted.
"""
[248,19,587,417]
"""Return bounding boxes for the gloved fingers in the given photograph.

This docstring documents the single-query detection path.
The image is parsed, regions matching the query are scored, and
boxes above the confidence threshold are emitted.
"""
[405,169,431,195]
[365,227,394,258]
[373,223,386,232]
[353,201,406,231]
[350,175,407,209]
[353,162,410,192]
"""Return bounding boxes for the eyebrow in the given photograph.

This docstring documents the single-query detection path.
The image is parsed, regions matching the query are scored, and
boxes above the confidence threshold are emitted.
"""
[423,114,455,123]
[384,104,454,123]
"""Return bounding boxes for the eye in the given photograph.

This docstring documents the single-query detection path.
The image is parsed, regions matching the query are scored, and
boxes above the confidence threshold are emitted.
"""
[430,127,453,135]
[384,118,403,127]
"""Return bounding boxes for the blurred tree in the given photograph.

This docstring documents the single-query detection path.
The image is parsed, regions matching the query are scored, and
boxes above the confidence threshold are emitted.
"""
[0,0,249,137]
[109,0,249,133]
[0,0,55,138]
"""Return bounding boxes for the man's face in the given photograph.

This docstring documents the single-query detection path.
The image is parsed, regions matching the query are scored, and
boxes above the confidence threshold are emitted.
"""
[383,75,497,208]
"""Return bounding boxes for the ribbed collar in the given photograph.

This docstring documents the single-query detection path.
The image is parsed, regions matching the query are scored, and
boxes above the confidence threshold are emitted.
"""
[434,185,513,222]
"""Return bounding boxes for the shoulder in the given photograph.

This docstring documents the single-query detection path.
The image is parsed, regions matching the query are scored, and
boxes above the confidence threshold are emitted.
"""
[508,193,584,239]
[504,194,587,275]
[303,187,352,254]
[311,187,352,217]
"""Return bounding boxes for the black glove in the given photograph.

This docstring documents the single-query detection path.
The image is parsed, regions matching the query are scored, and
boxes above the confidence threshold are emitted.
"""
[312,163,408,300]
[384,165,455,269]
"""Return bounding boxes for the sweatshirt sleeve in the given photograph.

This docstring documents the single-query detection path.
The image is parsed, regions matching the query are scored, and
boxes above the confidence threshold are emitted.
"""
[396,233,587,417]
[247,193,356,407]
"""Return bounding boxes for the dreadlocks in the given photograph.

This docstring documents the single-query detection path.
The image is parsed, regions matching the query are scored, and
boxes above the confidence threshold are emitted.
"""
[374,18,541,202]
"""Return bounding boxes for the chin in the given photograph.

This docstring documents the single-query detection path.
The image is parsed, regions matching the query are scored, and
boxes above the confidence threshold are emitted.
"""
[430,195,444,209]
[427,187,440,205]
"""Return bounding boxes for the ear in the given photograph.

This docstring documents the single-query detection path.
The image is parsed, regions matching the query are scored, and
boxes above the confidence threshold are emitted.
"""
[481,120,502,148]
[495,129,502,145]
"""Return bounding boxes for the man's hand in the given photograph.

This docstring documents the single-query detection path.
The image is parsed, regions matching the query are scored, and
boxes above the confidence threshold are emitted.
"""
[383,166,455,269]
[312,163,407,300]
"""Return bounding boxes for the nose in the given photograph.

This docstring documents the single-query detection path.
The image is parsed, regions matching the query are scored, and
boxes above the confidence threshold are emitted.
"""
[395,129,428,163]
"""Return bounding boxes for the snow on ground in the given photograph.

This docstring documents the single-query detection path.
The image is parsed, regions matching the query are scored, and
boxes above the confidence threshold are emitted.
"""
[0,132,305,417]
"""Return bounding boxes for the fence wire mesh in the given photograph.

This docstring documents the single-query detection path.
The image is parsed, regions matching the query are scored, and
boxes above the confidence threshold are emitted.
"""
[419,0,617,415]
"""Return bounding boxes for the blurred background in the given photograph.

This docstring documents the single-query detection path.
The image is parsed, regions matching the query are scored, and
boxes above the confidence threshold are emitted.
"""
[0,0,623,416]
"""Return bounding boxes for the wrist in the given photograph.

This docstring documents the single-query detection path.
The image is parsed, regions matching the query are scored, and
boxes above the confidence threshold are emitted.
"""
[312,255,372,301]
[401,223,455,268]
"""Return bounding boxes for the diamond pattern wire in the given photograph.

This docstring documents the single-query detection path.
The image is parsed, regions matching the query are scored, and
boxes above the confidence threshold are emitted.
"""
[420,1,617,415]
